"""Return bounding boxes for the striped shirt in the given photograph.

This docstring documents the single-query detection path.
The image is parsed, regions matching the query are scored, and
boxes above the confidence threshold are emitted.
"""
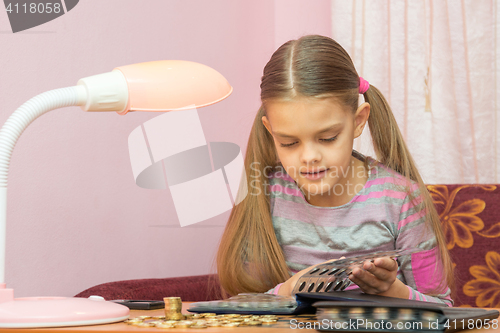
[268,152,452,306]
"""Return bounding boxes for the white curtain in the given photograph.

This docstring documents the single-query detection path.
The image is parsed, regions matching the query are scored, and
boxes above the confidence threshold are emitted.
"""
[332,0,500,184]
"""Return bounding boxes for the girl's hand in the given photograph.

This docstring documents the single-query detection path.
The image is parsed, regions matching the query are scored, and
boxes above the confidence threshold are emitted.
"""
[277,258,343,296]
[348,257,409,299]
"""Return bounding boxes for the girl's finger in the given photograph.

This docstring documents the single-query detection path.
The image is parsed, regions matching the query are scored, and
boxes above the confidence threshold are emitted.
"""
[350,266,381,289]
[362,261,393,282]
[372,257,398,270]
[349,272,377,294]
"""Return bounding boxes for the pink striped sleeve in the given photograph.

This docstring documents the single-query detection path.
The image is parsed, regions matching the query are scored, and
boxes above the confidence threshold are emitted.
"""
[266,283,283,295]
[407,285,453,306]
[407,285,414,299]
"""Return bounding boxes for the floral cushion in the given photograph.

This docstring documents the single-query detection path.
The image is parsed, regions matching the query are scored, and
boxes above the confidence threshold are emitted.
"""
[427,185,500,307]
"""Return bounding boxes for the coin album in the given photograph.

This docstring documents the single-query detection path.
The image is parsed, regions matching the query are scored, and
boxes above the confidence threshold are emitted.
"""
[303,291,500,333]
[189,249,426,315]
[189,291,499,332]
[188,293,300,315]
[314,302,498,332]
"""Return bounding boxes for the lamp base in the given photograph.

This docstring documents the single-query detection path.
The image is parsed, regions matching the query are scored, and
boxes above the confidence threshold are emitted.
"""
[0,296,129,328]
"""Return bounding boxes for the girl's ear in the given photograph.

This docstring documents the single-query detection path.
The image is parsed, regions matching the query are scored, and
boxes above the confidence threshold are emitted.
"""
[353,102,370,138]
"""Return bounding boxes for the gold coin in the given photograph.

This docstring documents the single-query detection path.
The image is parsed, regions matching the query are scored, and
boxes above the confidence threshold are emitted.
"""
[373,307,390,320]
[262,315,278,318]
[348,307,365,319]
[421,310,439,321]
[399,308,413,320]
[228,318,243,322]
[164,297,182,302]
[165,307,182,311]
[202,313,217,317]
[165,313,184,321]
[191,323,208,329]
[163,297,182,311]
[175,320,194,328]
[247,320,262,326]
[223,322,240,327]
[225,314,241,318]
[131,321,146,326]
[206,322,223,327]
[165,304,182,309]
[152,316,166,320]
[137,315,152,319]
[165,307,182,312]
[349,307,364,314]
[156,323,176,329]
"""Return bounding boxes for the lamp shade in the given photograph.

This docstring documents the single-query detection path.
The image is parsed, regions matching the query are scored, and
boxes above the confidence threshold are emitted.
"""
[114,60,233,115]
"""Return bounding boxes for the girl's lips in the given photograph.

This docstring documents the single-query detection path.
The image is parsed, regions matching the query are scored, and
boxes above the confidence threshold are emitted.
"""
[301,168,329,180]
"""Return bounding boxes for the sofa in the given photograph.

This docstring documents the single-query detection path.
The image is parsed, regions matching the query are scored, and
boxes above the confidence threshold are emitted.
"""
[427,184,500,307]
[75,184,500,307]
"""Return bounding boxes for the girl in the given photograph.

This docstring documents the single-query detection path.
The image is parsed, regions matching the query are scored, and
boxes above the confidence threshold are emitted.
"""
[217,35,453,306]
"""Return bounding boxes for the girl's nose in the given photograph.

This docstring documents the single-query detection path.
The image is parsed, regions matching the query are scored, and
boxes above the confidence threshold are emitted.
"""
[300,144,321,164]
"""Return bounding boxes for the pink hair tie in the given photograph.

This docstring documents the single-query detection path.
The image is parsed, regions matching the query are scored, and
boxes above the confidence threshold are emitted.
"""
[359,77,370,94]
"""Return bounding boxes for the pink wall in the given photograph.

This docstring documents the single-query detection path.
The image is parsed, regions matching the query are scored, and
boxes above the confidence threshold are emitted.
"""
[0,0,331,297]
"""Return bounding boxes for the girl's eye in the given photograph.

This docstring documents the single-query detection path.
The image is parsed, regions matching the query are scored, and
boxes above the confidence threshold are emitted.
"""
[280,142,297,148]
[280,135,337,147]
[321,135,338,142]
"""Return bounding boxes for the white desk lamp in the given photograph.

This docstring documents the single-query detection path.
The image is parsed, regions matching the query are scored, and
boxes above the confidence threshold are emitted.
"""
[0,60,233,328]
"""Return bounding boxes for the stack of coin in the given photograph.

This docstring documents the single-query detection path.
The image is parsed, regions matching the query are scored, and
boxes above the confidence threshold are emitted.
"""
[124,313,279,329]
[163,297,184,320]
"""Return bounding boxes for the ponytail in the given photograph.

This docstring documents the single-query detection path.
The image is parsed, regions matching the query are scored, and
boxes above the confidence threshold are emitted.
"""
[364,85,455,297]
[216,107,290,296]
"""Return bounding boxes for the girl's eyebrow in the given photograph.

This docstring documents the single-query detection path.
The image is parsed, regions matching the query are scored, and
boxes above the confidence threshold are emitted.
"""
[273,123,343,138]
[316,123,343,134]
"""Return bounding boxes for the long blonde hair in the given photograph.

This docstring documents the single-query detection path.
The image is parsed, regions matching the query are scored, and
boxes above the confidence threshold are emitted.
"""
[216,35,454,297]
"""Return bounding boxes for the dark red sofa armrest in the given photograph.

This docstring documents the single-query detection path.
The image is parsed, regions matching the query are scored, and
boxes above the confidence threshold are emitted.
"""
[74,274,222,302]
